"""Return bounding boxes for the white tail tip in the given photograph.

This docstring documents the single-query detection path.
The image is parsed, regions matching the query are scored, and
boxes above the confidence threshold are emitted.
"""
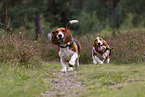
[69,20,78,24]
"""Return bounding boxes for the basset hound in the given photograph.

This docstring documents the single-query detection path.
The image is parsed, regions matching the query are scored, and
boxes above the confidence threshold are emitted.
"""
[92,37,114,65]
[51,20,81,72]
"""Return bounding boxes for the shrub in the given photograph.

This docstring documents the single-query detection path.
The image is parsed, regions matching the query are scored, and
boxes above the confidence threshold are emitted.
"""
[106,32,145,64]
[39,31,145,64]
[39,40,59,62]
[79,36,93,64]
[0,34,41,66]
[79,32,145,64]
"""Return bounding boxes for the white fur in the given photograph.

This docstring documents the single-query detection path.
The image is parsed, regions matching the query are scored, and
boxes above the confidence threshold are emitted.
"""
[97,37,103,45]
[106,58,110,63]
[48,33,52,40]
[92,47,109,65]
[57,31,64,39]
[69,20,78,24]
[59,47,79,72]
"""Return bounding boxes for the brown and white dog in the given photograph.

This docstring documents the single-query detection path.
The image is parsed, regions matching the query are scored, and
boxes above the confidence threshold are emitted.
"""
[51,20,81,72]
[92,37,114,65]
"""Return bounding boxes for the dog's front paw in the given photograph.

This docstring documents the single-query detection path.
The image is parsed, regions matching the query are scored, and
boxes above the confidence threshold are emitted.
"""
[93,60,97,65]
[98,61,103,65]
[61,68,67,72]
[68,63,74,67]
[68,67,73,71]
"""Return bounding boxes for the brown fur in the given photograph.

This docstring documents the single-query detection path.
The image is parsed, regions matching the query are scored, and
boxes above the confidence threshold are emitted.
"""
[51,28,81,56]
[63,28,72,43]
[51,30,60,45]
[93,37,114,60]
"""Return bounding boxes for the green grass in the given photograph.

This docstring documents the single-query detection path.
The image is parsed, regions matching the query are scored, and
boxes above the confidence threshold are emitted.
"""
[0,63,145,97]
[0,63,53,97]
[77,63,145,97]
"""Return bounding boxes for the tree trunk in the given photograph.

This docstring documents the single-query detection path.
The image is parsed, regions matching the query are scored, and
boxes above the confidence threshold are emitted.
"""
[35,12,42,40]
[111,0,113,16]
[108,0,110,17]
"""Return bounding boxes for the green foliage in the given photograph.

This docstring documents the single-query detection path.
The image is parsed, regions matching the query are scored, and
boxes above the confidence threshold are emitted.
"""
[79,11,100,33]
[44,0,75,27]
[0,0,45,29]
[1,0,145,32]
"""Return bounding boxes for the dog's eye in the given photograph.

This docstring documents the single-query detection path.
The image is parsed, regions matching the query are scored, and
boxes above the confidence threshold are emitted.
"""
[100,39,102,40]
[52,32,55,35]
[95,39,97,41]
[56,31,58,33]
[62,30,65,32]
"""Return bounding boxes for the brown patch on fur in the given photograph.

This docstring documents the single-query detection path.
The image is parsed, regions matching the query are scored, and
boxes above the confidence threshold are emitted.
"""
[69,41,78,55]
[51,28,81,56]
[93,37,114,56]
[63,28,72,44]
[93,38,104,56]
[51,30,60,45]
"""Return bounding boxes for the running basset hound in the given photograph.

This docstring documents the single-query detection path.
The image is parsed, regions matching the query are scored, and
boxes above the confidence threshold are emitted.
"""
[51,20,81,72]
[92,37,114,65]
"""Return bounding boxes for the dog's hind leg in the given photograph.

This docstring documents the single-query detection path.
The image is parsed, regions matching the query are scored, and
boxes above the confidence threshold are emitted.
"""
[106,56,110,63]
[68,67,73,71]
[75,57,80,69]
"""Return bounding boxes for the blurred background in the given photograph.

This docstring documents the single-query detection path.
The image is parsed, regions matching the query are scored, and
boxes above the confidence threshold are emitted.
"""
[0,0,145,65]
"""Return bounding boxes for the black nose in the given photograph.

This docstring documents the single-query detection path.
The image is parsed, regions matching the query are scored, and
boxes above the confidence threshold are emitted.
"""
[98,43,101,46]
[58,34,62,38]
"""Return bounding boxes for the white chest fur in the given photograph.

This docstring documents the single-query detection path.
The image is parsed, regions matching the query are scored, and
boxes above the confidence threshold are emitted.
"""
[59,47,74,61]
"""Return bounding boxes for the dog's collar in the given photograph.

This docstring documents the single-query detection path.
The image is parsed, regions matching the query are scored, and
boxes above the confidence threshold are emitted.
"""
[58,40,73,48]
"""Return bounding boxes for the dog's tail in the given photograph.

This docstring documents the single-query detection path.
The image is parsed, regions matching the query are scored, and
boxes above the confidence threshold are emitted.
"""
[107,47,114,56]
[66,20,78,29]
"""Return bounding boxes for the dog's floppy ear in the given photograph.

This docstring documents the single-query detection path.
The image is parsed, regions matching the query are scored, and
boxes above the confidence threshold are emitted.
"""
[51,30,55,36]
[93,38,98,49]
[51,30,59,45]
[63,28,72,43]
[103,40,108,46]
[103,40,114,50]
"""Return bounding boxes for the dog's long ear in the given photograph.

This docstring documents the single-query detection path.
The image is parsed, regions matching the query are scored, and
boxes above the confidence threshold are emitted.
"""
[93,38,98,49]
[103,40,114,50]
[63,28,72,43]
[51,31,59,45]
[103,40,110,48]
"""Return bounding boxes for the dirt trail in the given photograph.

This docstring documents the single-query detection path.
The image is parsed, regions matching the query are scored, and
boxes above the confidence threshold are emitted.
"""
[41,71,85,97]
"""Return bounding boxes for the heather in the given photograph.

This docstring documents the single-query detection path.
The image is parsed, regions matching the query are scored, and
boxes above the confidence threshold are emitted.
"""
[0,34,41,66]
[41,31,145,64]
[106,32,145,64]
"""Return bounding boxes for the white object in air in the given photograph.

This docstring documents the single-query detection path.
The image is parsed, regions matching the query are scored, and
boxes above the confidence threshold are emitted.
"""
[69,20,79,24]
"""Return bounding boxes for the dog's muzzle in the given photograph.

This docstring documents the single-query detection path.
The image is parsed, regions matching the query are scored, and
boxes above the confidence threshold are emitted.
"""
[98,42,103,51]
[57,34,63,43]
